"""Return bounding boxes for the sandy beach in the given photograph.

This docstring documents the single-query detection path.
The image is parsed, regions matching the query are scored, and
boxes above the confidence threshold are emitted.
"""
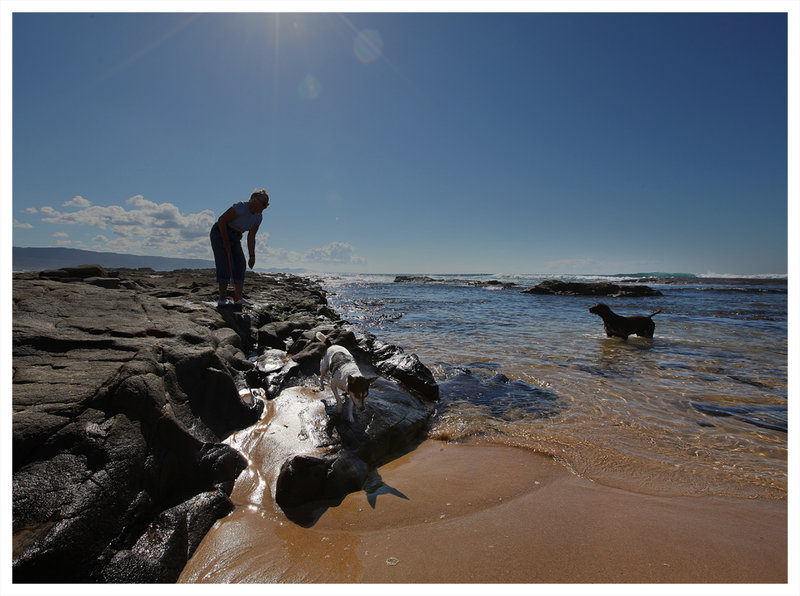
[179,439,787,584]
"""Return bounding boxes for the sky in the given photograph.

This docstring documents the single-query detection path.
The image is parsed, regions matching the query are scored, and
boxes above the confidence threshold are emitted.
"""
[5,3,796,275]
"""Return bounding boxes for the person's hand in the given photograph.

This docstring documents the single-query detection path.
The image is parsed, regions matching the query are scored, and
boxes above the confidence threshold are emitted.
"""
[248,255,256,269]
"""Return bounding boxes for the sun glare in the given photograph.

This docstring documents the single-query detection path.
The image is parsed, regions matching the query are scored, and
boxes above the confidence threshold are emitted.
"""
[353,28,384,64]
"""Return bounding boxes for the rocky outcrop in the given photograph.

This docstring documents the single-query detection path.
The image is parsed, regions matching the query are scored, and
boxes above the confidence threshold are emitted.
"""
[12,267,438,583]
[394,275,516,289]
[522,280,662,297]
[393,275,438,283]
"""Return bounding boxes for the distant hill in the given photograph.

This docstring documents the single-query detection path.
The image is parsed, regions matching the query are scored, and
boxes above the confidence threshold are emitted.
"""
[13,246,216,272]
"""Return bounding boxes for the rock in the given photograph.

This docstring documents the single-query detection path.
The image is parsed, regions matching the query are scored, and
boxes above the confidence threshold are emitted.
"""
[272,379,433,524]
[523,280,662,297]
[316,326,358,347]
[362,337,439,401]
[394,275,515,289]
[39,264,105,279]
[479,279,515,289]
[324,451,370,498]
[11,269,323,581]
[159,343,263,440]
[275,454,331,511]
[245,349,300,399]
[376,353,439,401]
[438,369,560,419]
[86,276,121,289]
[213,327,242,350]
[197,442,249,494]
[290,342,328,376]
[256,323,285,350]
[12,267,441,581]
[254,349,289,374]
[337,378,434,463]
[256,320,312,351]
[274,450,370,514]
[394,275,437,283]
[38,268,71,279]
[99,490,235,582]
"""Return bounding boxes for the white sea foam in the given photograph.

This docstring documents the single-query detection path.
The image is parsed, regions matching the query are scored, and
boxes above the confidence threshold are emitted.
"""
[699,271,787,279]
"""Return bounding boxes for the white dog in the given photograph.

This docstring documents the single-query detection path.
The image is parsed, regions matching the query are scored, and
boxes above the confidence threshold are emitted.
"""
[316,332,377,423]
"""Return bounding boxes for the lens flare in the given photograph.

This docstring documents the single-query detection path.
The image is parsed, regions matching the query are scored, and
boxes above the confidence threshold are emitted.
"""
[298,74,321,101]
[353,28,383,64]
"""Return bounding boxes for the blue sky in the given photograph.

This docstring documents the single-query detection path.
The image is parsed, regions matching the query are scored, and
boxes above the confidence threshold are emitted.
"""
[7,7,795,275]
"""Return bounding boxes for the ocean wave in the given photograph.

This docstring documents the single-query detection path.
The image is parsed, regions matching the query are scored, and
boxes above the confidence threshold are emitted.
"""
[309,271,787,295]
[610,272,698,279]
[696,286,787,294]
[699,272,788,280]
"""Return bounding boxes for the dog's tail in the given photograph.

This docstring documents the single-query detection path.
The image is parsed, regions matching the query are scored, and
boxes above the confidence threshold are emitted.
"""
[649,310,662,318]
[316,331,332,346]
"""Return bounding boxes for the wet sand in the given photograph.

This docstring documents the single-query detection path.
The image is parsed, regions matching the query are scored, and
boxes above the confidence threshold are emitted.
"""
[179,439,787,584]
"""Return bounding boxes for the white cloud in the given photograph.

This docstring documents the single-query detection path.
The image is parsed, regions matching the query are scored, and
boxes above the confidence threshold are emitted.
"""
[63,195,91,208]
[13,219,32,229]
[261,245,303,264]
[31,194,368,268]
[36,194,217,258]
[304,242,365,265]
[25,208,37,214]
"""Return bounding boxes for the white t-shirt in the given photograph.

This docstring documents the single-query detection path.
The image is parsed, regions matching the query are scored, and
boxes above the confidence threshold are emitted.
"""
[227,201,263,233]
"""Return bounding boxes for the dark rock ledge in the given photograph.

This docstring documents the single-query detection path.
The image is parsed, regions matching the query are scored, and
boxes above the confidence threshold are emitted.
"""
[391,275,661,295]
[394,275,516,289]
[12,265,438,583]
[522,279,662,297]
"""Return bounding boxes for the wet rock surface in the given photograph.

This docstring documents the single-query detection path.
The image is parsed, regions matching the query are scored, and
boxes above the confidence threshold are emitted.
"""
[12,266,438,582]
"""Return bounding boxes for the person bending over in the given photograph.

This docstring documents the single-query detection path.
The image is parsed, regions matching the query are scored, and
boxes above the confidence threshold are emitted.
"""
[209,189,269,306]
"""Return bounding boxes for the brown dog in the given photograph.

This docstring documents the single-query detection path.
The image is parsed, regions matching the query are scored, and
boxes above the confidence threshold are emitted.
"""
[589,303,661,340]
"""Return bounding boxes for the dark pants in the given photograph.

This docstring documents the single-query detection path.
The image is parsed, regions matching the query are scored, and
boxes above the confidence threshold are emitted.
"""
[210,224,246,285]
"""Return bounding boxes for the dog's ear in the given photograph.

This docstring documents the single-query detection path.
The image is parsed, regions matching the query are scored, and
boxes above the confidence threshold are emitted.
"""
[366,376,378,384]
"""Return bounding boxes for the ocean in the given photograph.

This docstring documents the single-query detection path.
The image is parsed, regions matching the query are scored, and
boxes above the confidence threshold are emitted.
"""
[313,272,788,500]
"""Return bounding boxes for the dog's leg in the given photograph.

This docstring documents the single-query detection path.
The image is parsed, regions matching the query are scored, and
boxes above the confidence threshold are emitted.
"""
[331,386,343,414]
[319,357,328,390]
[345,395,355,424]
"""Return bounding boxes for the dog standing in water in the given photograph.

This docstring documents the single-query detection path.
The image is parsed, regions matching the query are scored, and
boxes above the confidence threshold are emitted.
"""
[589,303,662,340]
[316,332,377,423]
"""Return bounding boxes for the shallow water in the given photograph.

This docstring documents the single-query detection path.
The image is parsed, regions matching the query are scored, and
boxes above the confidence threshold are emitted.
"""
[318,273,788,499]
